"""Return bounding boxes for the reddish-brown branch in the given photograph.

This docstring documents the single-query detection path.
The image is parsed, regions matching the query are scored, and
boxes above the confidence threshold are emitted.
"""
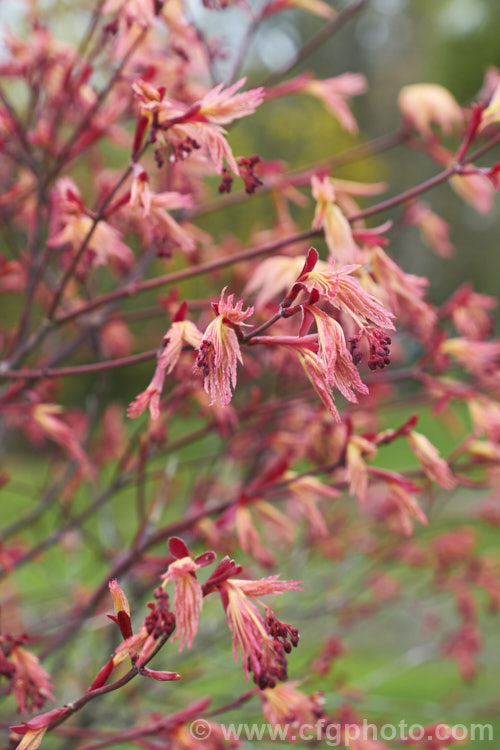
[9,189,48,353]
[50,159,465,326]
[348,162,461,223]
[205,689,258,717]
[466,130,500,162]
[1,424,213,584]
[46,143,149,320]
[5,126,499,386]
[261,0,370,88]
[43,27,148,188]
[37,400,426,659]
[52,228,318,326]
[0,85,39,175]
[31,631,174,740]
[192,128,406,219]
[0,349,157,380]
[241,310,284,341]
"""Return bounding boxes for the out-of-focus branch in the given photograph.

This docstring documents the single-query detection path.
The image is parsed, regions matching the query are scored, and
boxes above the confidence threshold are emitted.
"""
[261,0,370,88]
[46,142,149,321]
[43,28,148,186]
[0,85,39,175]
[192,128,406,218]
[52,228,319,326]
[28,632,174,740]
[5,127,498,381]
[0,349,157,380]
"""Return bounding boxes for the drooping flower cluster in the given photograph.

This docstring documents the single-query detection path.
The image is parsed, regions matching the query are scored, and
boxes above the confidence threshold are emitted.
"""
[133,77,264,175]
[205,569,301,688]
[128,303,203,419]
[260,680,324,727]
[195,289,254,407]
[0,636,54,715]
[129,164,196,252]
[160,537,216,651]
[268,247,395,419]
[397,83,464,137]
[153,541,301,688]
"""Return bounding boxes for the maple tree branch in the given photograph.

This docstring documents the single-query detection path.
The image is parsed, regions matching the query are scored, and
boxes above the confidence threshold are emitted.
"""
[0,349,157,381]
[192,128,406,219]
[261,0,370,88]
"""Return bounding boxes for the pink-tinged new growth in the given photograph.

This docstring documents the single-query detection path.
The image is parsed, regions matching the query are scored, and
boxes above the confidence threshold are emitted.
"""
[12,729,47,750]
[398,83,464,137]
[128,307,203,419]
[86,658,114,693]
[11,708,70,736]
[234,505,275,568]
[245,255,327,307]
[480,81,500,130]
[197,78,265,126]
[140,667,181,681]
[441,284,496,340]
[196,288,254,406]
[295,347,341,422]
[161,537,216,651]
[4,0,500,744]
[305,73,367,133]
[126,369,165,421]
[256,323,361,417]
[333,266,396,331]
[286,473,339,538]
[302,306,369,403]
[113,588,176,667]
[130,165,195,251]
[263,0,336,19]
[260,680,324,726]
[288,247,395,331]
[32,405,93,477]
[232,498,295,568]
[109,578,130,616]
[407,431,456,490]
[404,201,454,258]
[159,311,204,375]
[215,575,301,688]
[369,246,437,341]
[113,631,153,668]
[469,396,500,443]
[449,170,495,214]
[4,643,55,715]
[132,77,264,175]
[108,579,133,640]
[384,482,429,536]
[346,434,378,502]
[102,0,157,27]
[11,709,71,750]
[468,439,500,463]
[441,337,500,378]
[311,176,358,263]
[47,179,134,270]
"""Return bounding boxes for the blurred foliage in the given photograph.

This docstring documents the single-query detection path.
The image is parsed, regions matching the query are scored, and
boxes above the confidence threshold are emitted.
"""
[3,399,500,748]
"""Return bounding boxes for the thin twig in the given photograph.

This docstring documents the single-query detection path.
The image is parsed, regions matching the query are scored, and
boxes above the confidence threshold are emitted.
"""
[261,0,370,88]
[0,350,157,381]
